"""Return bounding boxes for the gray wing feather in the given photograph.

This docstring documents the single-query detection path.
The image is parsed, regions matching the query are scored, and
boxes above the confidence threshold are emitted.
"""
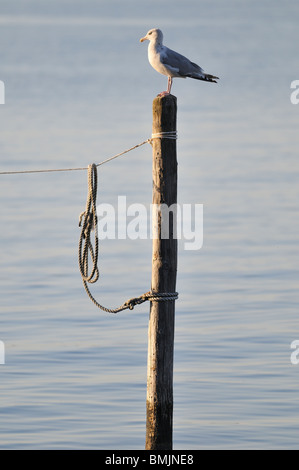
[161,46,204,78]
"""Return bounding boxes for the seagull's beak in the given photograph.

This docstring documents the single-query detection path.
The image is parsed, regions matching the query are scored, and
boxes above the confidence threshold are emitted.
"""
[140,36,147,43]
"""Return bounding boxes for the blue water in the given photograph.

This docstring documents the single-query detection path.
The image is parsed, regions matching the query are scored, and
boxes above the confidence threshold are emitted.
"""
[1,0,299,449]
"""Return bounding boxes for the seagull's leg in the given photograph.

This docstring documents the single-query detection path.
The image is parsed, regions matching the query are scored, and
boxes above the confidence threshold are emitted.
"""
[158,77,172,97]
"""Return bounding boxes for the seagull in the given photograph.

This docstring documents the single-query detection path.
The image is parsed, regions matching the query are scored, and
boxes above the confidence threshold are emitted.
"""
[140,28,219,96]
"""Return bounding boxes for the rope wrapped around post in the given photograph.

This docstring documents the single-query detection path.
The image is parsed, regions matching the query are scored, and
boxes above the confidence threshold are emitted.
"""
[78,163,178,314]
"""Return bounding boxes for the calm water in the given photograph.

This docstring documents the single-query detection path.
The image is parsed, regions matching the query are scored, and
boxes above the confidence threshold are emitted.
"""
[1,0,299,449]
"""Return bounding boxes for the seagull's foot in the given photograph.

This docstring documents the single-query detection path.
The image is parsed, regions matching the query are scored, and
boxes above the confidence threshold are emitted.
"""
[157,91,170,97]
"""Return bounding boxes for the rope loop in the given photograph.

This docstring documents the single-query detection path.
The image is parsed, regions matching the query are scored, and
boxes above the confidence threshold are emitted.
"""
[78,164,179,314]
[78,163,99,284]
[1,136,179,313]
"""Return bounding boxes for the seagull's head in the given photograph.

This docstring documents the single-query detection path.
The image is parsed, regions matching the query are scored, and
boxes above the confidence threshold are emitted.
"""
[140,28,163,45]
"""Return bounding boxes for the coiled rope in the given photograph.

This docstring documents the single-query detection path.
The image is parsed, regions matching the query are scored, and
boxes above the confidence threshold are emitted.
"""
[78,163,178,313]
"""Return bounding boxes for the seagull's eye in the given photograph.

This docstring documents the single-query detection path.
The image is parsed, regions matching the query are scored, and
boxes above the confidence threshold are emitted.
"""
[149,31,152,35]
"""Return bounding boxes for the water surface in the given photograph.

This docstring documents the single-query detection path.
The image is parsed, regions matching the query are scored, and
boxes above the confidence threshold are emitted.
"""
[1,0,299,449]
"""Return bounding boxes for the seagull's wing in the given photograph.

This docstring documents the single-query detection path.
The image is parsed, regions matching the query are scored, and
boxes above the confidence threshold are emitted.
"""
[161,46,218,83]
[160,46,204,77]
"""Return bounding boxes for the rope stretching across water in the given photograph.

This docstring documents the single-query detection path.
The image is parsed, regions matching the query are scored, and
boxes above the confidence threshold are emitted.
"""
[0,133,177,176]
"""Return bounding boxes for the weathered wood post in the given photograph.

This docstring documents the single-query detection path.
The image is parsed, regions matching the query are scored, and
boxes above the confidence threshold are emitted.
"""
[145,94,178,450]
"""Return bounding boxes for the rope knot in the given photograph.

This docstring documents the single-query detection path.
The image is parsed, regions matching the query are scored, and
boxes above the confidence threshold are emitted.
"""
[124,294,149,310]
[79,211,95,239]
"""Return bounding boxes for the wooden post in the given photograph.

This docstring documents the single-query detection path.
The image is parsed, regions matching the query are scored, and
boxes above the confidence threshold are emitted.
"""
[145,94,178,450]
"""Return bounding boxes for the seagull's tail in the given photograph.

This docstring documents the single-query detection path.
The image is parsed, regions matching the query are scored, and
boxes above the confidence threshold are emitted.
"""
[186,63,219,83]
[192,73,219,83]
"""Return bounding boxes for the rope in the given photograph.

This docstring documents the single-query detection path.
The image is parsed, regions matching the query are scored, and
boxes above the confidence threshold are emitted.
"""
[151,131,177,140]
[78,164,99,284]
[0,132,178,176]
[1,133,179,313]
[78,163,178,313]
[0,140,150,175]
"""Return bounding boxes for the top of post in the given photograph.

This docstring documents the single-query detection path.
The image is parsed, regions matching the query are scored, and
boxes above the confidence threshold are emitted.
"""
[153,94,177,104]
[152,94,177,135]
